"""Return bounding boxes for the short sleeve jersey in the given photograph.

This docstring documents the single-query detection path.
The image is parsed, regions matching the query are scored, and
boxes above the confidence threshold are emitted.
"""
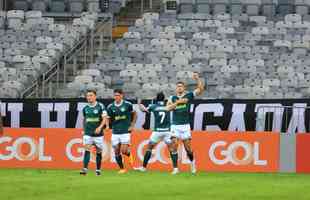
[82,102,106,137]
[169,91,195,125]
[148,102,170,132]
[107,100,134,135]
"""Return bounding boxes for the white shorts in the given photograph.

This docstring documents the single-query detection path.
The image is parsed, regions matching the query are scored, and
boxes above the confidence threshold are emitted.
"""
[83,135,104,150]
[171,124,192,140]
[150,131,172,144]
[111,133,131,147]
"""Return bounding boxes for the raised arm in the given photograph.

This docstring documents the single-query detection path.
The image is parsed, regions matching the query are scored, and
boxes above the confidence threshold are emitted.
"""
[193,72,205,96]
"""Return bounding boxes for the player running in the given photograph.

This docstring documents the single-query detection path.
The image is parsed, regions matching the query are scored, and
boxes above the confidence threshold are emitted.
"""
[80,90,107,176]
[134,92,183,173]
[106,89,137,174]
[168,72,205,174]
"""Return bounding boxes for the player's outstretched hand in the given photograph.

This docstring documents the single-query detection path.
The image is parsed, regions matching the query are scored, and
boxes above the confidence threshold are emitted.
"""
[192,72,200,80]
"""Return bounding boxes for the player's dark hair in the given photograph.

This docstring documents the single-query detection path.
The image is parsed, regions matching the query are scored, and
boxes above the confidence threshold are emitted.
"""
[86,89,96,95]
[156,92,165,102]
[176,81,186,86]
[114,89,123,94]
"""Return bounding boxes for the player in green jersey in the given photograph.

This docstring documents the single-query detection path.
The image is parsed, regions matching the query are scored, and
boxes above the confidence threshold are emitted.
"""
[106,89,137,174]
[168,72,205,174]
[134,92,184,173]
[80,90,107,176]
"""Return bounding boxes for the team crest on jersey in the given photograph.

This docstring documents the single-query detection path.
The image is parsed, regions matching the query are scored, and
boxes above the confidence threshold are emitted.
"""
[120,107,125,112]
[93,109,98,114]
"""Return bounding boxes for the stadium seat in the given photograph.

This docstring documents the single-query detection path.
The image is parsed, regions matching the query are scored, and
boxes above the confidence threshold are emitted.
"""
[179,0,194,14]
[262,1,277,18]
[50,0,67,12]
[196,0,211,14]
[295,0,309,15]
[13,0,29,11]
[87,0,100,12]
[69,0,84,13]
[32,0,48,12]
[278,1,294,16]
[213,0,229,14]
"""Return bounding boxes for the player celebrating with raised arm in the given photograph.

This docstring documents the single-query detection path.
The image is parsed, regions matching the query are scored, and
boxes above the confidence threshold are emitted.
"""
[134,92,183,173]
[106,89,137,174]
[80,90,107,176]
[168,72,205,175]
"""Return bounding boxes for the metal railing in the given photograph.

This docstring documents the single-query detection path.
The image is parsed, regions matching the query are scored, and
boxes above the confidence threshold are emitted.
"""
[256,105,310,134]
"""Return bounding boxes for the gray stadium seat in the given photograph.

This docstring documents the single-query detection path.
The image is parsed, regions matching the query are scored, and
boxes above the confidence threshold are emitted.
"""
[213,0,229,14]
[87,0,100,12]
[196,2,211,14]
[295,0,309,15]
[50,0,67,12]
[69,0,85,13]
[14,0,29,11]
[179,0,194,14]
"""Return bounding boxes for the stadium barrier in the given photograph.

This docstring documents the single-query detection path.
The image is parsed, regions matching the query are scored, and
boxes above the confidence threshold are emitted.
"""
[2,99,310,134]
[0,128,295,173]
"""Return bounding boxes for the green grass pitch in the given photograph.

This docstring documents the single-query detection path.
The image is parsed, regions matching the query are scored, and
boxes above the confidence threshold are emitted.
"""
[0,169,309,200]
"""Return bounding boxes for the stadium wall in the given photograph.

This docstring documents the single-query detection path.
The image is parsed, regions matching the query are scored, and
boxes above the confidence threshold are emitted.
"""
[0,128,309,173]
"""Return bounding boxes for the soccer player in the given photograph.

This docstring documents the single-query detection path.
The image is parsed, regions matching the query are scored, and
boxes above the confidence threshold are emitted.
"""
[168,72,205,174]
[80,90,107,176]
[106,89,137,174]
[134,92,183,173]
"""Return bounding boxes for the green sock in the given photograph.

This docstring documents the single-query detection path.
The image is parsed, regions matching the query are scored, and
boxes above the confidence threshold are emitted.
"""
[186,151,194,162]
[115,154,124,169]
[143,150,152,168]
[83,151,90,169]
[170,151,178,168]
[96,153,102,170]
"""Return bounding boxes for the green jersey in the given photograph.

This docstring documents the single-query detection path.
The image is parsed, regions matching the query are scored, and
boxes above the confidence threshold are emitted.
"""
[82,102,106,137]
[170,91,195,125]
[148,102,171,132]
[107,100,134,135]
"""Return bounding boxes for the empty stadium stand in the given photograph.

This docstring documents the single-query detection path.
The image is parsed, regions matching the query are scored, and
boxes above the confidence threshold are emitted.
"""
[2,0,310,99]
[58,6,310,99]
[5,0,129,14]
[0,9,113,98]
